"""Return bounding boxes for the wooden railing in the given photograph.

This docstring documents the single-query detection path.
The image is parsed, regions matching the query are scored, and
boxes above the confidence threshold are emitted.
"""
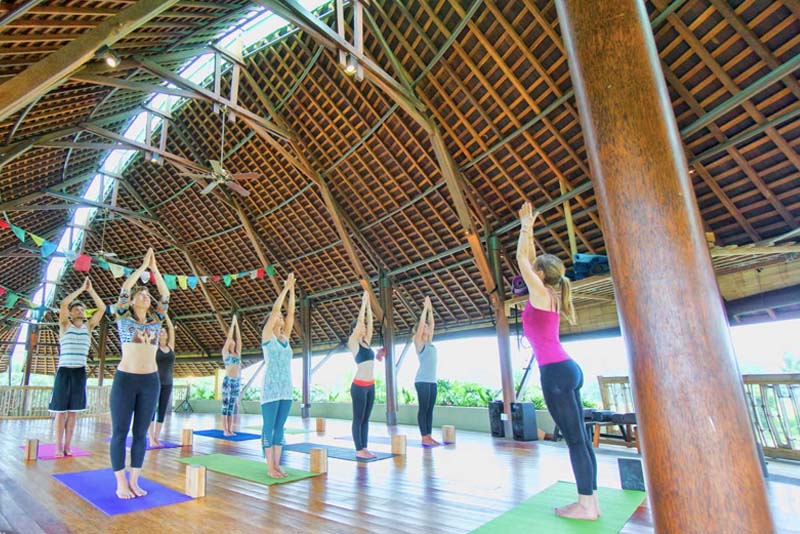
[0,383,191,419]
[598,374,800,461]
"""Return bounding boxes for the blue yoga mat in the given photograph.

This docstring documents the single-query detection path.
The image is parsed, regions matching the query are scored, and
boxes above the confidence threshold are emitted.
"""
[193,429,261,441]
[334,435,440,448]
[102,437,181,450]
[53,468,192,516]
[283,442,395,462]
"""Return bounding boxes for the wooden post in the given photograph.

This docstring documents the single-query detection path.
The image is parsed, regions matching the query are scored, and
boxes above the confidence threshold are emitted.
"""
[24,439,39,461]
[22,323,37,386]
[488,235,515,438]
[214,368,222,400]
[442,425,456,444]
[96,319,108,387]
[181,428,193,448]
[380,273,397,426]
[310,447,327,474]
[301,294,312,419]
[555,1,774,532]
[391,434,407,455]
[185,464,206,498]
[315,417,326,433]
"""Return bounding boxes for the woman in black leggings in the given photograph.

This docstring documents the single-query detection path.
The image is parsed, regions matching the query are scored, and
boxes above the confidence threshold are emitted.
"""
[414,296,440,446]
[516,202,598,521]
[348,290,378,460]
[110,248,169,500]
[149,314,175,447]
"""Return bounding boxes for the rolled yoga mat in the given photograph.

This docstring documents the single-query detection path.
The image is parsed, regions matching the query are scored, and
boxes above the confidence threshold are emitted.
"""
[282,442,395,462]
[18,443,91,460]
[193,429,261,441]
[469,481,646,534]
[178,453,320,486]
[52,468,192,516]
[102,437,181,450]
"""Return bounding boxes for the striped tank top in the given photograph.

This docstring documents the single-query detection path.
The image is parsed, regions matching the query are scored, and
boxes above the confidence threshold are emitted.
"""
[59,323,91,367]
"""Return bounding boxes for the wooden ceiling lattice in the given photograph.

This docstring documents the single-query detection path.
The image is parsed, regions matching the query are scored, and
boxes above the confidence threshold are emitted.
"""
[0,0,798,364]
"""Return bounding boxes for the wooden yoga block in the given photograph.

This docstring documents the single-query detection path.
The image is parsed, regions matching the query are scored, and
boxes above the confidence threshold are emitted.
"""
[315,417,326,433]
[181,428,193,448]
[391,434,407,455]
[310,447,328,474]
[24,439,39,461]
[442,425,456,444]
[185,464,207,498]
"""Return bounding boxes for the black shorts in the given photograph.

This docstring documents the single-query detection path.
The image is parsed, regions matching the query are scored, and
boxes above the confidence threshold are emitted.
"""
[48,367,87,412]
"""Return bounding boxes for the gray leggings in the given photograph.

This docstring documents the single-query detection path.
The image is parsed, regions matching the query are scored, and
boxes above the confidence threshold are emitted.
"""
[110,370,159,471]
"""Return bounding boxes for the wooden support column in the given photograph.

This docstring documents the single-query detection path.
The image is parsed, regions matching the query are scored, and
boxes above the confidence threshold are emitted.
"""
[22,323,37,386]
[380,273,397,426]
[488,235,514,438]
[96,319,108,387]
[301,293,312,419]
[0,0,181,121]
[555,1,774,532]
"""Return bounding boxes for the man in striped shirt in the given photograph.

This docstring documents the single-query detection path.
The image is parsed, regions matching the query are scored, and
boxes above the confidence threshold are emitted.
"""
[49,278,106,457]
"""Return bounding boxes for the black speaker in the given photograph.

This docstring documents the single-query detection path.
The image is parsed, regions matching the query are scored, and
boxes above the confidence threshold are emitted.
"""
[488,400,505,437]
[511,402,538,441]
[618,458,645,491]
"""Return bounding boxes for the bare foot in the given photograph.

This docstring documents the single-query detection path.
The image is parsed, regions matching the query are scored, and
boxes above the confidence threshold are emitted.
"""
[116,484,135,500]
[150,439,161,448]
[356,450,377,459]
[421,437,440,446]
[54,450,65,458]
[276,467,289,478]
[555,502,598,521]
[268,468,284,479]
[223,431,234,437]
[129,481,148,497]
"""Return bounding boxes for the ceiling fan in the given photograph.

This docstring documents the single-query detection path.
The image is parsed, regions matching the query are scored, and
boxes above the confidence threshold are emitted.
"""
[180,107,260,197]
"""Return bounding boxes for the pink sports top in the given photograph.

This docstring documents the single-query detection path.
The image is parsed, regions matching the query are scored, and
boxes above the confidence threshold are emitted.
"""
[522,298,571,367]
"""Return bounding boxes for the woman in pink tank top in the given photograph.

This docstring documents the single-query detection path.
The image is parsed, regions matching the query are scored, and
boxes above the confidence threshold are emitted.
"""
[516,202,599,521]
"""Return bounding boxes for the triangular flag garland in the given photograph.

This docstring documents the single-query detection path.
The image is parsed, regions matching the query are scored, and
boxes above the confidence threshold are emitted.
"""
[1,221,282,292]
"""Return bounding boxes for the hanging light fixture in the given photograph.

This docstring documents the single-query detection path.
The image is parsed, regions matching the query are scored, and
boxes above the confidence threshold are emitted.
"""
[97,45,121,68]
[344,54,358,76]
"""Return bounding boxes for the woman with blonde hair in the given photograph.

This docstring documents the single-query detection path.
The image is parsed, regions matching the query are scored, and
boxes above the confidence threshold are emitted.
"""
[516,202,598,520]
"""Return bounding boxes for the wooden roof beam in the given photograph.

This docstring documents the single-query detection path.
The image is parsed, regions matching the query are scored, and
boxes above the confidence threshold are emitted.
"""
[69,73,198,99]
[0,0,182,122]
[0,0,46,31]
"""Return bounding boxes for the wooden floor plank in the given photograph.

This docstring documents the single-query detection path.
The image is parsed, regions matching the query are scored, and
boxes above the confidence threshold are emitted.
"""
[0,413,797,533]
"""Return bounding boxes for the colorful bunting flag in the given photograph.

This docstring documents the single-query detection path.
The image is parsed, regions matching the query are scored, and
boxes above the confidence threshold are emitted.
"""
[0,287,5,297]
[10,224,25,243]
[5,293,20,308]
[41,240,58,258]
[223,274,232,287]
[164,274,178,290]
[249,270,258,280]
[73,254,92,272]
[256,268,265,279]
[0,219,9,230]
[140,272,150,284]
[266,265,276,276]
[124,267,133,277]
[149,272,156,284]
[30,233,45,246]
[177,275,188,290]
[212,275,221,283]
[108,263,125,278]
[188,276,198,289]
[96,258,110,271]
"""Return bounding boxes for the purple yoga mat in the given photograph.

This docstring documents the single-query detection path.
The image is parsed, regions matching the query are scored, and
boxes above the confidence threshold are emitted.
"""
[102,437,181,450]
[19,443,92,460]
[334,435,441,448]
[53,468,193,515]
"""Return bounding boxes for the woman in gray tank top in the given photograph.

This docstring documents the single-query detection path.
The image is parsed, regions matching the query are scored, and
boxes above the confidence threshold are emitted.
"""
[414,296,440,446]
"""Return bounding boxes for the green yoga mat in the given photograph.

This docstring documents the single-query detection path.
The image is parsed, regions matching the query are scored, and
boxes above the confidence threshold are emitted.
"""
[177,454,321,486]
[471,482,645,534]
[242,426,312,434]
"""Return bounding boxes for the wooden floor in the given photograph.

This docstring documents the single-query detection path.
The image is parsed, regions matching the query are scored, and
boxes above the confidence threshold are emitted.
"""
[1,413,798,533]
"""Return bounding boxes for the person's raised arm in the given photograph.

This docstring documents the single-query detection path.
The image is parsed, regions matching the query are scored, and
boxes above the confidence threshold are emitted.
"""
[426,296,435,341]
[348,290,368,354]
[165,314,175,351]
[85,279,107,330]
[60,279,88,330]
[516,202,547,299]
[223,315,236,359]
[262,273,294,343]
[413,298,429,352]
[234,314,242,355]
[365,290,373,345]
[148,249,170,318]
[284,276,296,340]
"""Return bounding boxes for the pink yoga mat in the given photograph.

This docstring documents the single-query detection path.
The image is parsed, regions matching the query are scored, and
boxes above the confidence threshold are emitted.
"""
[19,443,92,460]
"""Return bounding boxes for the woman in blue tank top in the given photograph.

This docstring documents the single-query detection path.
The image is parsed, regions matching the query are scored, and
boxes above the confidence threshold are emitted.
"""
[260,273,296,478]
[414,296,440,446]
[221,314,242,436]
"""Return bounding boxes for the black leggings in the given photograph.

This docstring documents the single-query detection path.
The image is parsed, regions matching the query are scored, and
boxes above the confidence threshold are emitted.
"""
[110,371,159,471]
[350,383,375,450]
[415,382,437,436]
[153,384,173,423]
[540,359,597,496]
